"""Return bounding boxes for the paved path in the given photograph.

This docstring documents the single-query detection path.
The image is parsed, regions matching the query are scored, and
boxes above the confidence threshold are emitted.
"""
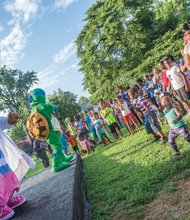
[13,155,88,220]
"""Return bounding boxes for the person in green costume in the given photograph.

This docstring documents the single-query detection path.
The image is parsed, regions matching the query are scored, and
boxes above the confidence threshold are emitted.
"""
[29,88,73,172]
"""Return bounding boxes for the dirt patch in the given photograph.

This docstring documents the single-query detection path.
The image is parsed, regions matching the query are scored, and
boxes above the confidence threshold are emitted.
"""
[111,202,127,220]
[145,178,190,220]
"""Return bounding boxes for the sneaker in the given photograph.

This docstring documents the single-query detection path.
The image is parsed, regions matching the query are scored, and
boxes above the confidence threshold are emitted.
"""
[161,137,168,144]
[0,207,15,220]
[7,195,26,209]
[153,136,160,142]
[173,152,181,159]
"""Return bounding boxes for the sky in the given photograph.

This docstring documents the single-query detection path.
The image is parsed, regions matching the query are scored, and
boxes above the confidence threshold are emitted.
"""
[0,0,96,99]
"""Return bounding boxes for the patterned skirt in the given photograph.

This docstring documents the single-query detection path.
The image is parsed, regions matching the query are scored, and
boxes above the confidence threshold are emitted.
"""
[0,150,20,207]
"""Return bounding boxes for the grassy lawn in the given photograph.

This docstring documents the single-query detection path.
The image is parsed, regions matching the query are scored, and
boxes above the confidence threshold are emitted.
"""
[25,155,52,178]
[83,125,190,219]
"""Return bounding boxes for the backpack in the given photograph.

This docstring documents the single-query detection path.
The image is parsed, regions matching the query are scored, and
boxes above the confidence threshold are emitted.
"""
[26,107,49,140]
[51,115,61,131]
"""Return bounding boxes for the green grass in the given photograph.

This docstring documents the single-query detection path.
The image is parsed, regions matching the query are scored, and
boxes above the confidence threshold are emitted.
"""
[83,124,190,220]
[25,155,52,178]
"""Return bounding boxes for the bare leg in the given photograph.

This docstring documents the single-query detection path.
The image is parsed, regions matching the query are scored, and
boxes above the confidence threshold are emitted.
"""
[124,120,133,135]
[113,133,118,140]
[182,101,190,111]
[131,118,141,132]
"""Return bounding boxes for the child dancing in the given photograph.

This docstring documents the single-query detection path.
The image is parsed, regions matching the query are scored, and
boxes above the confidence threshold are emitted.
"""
[161,95,190,158]
[0,112,36,219]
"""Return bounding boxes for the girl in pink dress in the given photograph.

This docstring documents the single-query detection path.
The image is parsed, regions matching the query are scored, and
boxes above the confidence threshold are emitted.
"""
[78,133,95,156]
[0,113,36,220]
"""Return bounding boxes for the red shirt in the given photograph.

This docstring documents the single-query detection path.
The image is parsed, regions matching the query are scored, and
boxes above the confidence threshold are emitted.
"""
[161,70,169,89]
[68,135,77,147]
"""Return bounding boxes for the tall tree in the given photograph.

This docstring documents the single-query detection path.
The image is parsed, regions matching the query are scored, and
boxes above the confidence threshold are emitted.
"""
[0,66,38,141]
[48,89,81,125]
[76,0,190,102]
[0,66,38,113]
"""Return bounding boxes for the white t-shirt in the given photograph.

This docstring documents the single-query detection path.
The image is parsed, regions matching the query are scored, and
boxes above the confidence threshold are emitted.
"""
[121,102,131,116]
[166,65,184,90]
[184,42,190,56]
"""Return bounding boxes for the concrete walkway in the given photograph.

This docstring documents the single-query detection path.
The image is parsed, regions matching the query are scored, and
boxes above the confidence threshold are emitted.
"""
[13,155,91,220]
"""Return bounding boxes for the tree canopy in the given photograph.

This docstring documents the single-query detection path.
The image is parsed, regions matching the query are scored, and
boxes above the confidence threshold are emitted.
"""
[0,66,38,141]
[48,89,81,125]
[0,66,38,113]
[76,0,190,102]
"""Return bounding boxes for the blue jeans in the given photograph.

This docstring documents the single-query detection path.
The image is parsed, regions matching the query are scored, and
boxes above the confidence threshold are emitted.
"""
[144,111,161,134]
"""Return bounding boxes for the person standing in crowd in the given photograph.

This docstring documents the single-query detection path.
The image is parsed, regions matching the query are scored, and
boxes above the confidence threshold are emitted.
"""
[136,78,149,98]
[61,131,71,156]
[109,99,115,109]
[113,98,125,128]
[163,56,190,115]
[74,115,89,139]
[161,95,190,158]
[117,86,131,103]
[128,87,167,143]
[179,48,190,78]
[144,74,158,107]
[183,22,190,70]
[159,60,170,92]
[93,113,112,146]
[83,111,98,142]
[66,130,81,155]
[33,140,50,168]
[117,96,141,135]
[99,101,123,140]
[152,67,162,90]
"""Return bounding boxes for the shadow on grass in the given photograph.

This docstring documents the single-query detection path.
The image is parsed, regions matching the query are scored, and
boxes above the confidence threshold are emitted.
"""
[84,139,190,220]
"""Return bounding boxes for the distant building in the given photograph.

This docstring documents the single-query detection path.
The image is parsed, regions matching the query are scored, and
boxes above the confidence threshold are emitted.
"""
[79,100,91,111]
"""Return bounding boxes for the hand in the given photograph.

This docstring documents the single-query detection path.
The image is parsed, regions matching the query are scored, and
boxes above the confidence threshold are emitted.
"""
[8,112,19,125]
[173,119,178,125]
[173,90,177,96]
[151,117,157,125]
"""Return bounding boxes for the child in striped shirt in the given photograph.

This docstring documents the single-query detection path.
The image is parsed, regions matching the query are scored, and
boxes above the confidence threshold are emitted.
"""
[128,88,167,143]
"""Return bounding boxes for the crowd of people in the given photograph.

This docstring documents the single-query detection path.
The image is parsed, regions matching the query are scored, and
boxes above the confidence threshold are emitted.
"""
[2,22,190,220]
[61,22,190,159]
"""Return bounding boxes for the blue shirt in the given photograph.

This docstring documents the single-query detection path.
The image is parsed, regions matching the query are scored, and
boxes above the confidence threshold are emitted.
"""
[145,80,157,98]
[61,133,68,149]
[93,119,105,135]
[118,92,131,103]
[85,116,94,131]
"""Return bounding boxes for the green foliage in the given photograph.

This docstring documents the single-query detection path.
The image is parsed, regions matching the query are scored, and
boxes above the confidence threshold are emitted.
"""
[83,124,190,219]
[76,0,190,102]
[0,66,38,141]
[0,66,38,112]
[48,89,81,125]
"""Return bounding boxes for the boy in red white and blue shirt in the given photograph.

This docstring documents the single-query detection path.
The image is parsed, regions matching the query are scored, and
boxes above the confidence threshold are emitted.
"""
[128,88,167,143]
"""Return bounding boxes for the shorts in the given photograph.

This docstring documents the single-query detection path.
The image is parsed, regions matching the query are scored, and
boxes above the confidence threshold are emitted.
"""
[144,111,161,134]
[72,145,78,151]
[176,86,189,102]
[123,112,135,123]
[99,133,107,139]
[109,122,120,134]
